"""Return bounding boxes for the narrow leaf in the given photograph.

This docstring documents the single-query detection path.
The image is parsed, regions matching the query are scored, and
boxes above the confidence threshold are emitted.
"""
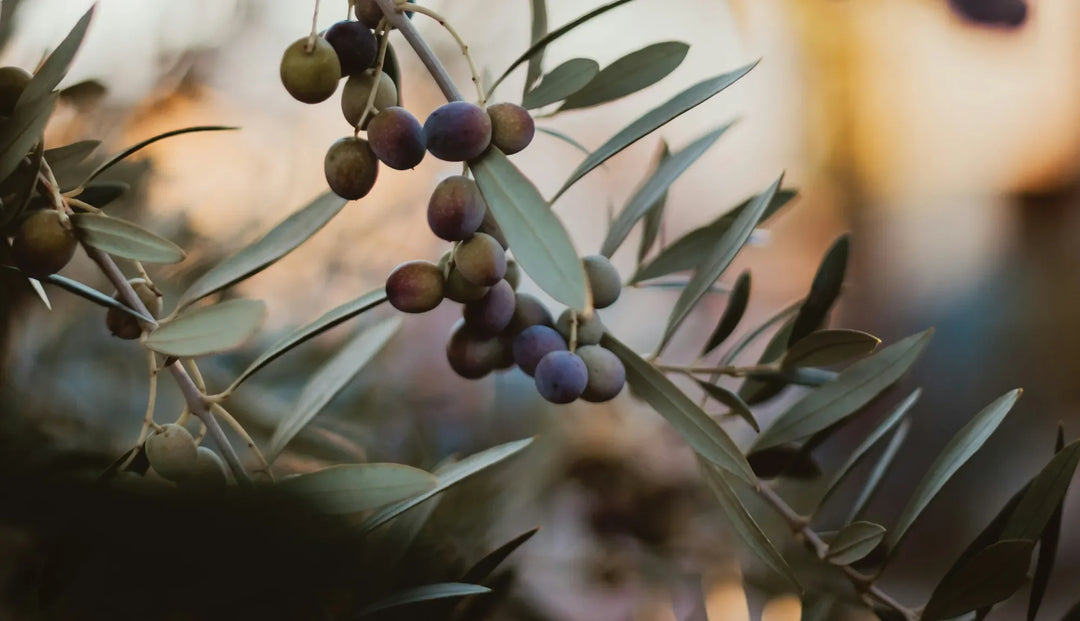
[782,329,880,369]
[699,459,801,590]
[826,521,887,565]
[522,58,599,110]
[891,389,1022,548]
[788,234,849,346]
[536,126,590,154]
[28,278,50,310]
[144,299,266,357]
[1028,426,1068,621]
[602,333,757,486]
[266,317,400,461]
[660,175,781,351]
[360,438,535,534]
[694,378,758,432]
[15,6,93,109]
[176,191,347,309]
[637,141,671,264]
[553,62,757,200]
[848,420,910,523]
[75,182,129,210]
[736,314,795,405]
[922,539,1035,621]
[701,270,751,356]
[752,329,933,452]
[524,0,548,93]
[718,296,803,366]
[1000,438,1080,541]
[358,583,491,617]
[0,92,57,183]
[231,288,388,390]
[40,272,153,322]
[462,528,540,583]
[601,123,732,258]
[43,139,99,171]
[70,213,186,263]
[746,444,821,480]
[559,42,690,112]
[277,463,436,514]
[470,148,589,310]
[0,141,43,230]
[80,126,238,188]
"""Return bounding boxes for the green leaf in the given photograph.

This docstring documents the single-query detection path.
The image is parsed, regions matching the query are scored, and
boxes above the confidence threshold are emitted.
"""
[736,314,795,405]
[559,42,690,112]
[462,527,540,583]
[0,140,43,230]
[76,182,129,209]
[701,270,751,356]
[800,596,835,621]
[788,234,849,346]
[694,378,758,432]
[524,0,548,94]
[782,329,880,369]
[1000,437,1080,541]
[553,62,757,201]
[632,190,797,284]
[0,92,56,184]
[522,58,599,109]
[382,41,402,106]
[752,329,933,452]
[699,459,801,590]
[358,583,490,617]
[70,213,186,263]
[28,277,50,310]
[847,419,910,523]
[825,521,887,565]
[265,317,400,462]
[1027,426,1068,621]
[602,333,757,486]
[469,148,589,310]
[79,125,238,188]
[659,175,781,351]
[891,389,1022,548]
[14,6,94,110]
[40,272,154,323]
[922,539,1035,621]
[359,438,535,534]
[230,287,388,391]
[601,123,732,258]
[43,139,99,171]
[144,299,266,357]
[176,191,347,309]
[719,296,803,366]
[277,463,436,514]
[536,126,590,154]
[746,444,820,480]
[816,389,921,511]
[637,141,670,264]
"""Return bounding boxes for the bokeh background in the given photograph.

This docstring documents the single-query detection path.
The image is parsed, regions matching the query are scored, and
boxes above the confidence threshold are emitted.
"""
[1,0,1078,619]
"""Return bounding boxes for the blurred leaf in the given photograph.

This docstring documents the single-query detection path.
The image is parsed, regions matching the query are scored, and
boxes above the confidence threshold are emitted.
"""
[699,458,801,590]
[800,596,835,621]
[788,235,849,346]
[701,270,751,356]
[1028,426,1068,621]
[522,58,599,109]
[536,126,589,154]
[462,527,540,583]
[71,213,185,263]
[601,123,732,258]
[43,139,99,172]
[922,539,1034,621]
[358,583,490,617]
[746,444,820,479]
[15,6,94,109]
[559,42,690,112]
[383,41,402,106]
[602,333,756,486]
[359,438,535,534]
[637,141,671,264]
[265,317,400,462]
[659,175,781,352]
[817,389,922,511]
[631,190,796,283]
[38,272,153,322]
[694,378,758,432]
[76,182,129,209]
[58,79,106,111]
[848,420,910,523]
[470,148,589,310]
[825,521,886,565]
[752,329,933,452]
[79,125,238,188]
[1000,439,1080,541]
[145,299,266,357]
[782,329,880,369]
[553,62,756,201]
[231,287,388,390]
[0,0,24,51]
[0,141,43,230]
[524,0,548,94]
[719,296,802,366]
[736,315,795,405]
[489,0,640,95]
[0,92,56,183]
[277,463,436,514]
[28,277,50,310]
[176,191,347,309]
[891,389,1022,548]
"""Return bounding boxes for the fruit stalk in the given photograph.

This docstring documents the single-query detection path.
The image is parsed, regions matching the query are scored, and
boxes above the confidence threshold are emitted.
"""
[372,0,462,102]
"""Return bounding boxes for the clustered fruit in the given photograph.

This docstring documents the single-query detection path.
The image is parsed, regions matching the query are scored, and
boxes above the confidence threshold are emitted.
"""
[143,423,228,489]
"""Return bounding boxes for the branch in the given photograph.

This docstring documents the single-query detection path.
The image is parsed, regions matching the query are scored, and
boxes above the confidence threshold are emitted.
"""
[372,0,462,101]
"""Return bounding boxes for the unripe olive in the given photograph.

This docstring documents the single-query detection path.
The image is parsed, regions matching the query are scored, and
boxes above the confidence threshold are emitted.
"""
[444,267,489,303]
[386,260,444,313]
[453,233,506,286]
[280,36,341,104]
[354,0,415,28]
[445,319,502,379]
[12,210,77,278]
[427,176,486,241]
[0,66,32,116]
[341,70,398,128]
[105,278,163,340]
[583,255,622,309]
[487,102,535,155]
[181,446,228,489]
[423,101,492,162]
[367,106,425,170]
[556,309,604,345]
[324,137,379,199]
[323,20,377,76]
[463,279,515,335]
[145,424,199,482]
[577,345,626,403]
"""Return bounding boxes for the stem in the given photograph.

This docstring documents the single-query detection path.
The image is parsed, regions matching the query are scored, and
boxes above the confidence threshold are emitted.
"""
[372,0,462,101]
[306,0,321,52]
[209,403,275,481]
[398,3,486,105]
[569,312,578,351]
[355,21,392,133]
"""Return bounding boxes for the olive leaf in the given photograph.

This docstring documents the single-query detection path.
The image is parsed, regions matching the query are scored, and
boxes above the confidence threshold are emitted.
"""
[719,297,803,366]
[558,41,690,112]
[462,527,540,583]
[921,539,1035,621]
[78,125,238,189]
[14,6,94,110]
[781,329,880,369]
[847,420,910,523]
[524,0,548,94]
[999,438,1080,541]
[746,445,820,480]
[825,521,887,566]
[736,314,795,405]
[39,272,154,323]
[788,234,849,346]
[637,141,671,264]
[43,139,99,172]
[470,148,589,310]
[70,213,186,263]
[358,583,490,617]
[144,299,266,357]
[601,122,733,258]
[0,92,57,184]
[28,278,50,310]
[76,182,129,209]
[265,317,401,462]
[522,58,599,110]
[0,141,44,230]
[701,270,751,356]
[1028,426,1068,621]
[694,378,759,432]
[276,463,436,514]
[536,126,590,154]
[176,191,348,309]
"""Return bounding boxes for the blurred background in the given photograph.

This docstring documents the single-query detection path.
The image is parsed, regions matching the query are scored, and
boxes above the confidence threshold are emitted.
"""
[1,0,1078,619]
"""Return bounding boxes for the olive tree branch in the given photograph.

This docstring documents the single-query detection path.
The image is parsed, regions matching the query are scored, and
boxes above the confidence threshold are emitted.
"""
[372,0,462,102]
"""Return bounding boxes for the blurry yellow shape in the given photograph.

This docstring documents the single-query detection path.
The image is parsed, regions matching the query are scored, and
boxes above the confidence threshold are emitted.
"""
[706,581,750,621]
[762,594,802,621]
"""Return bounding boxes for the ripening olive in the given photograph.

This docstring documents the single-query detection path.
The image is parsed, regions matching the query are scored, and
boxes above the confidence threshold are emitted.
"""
[463,279,515,335]
[576,345,626,403]
[453,232,506,286]
[341,70,398,128]
[280,36,341,104]
[512,325,567,377]
[534,350,588,404]
[367,107,425,170]
[445,319,503,379]
[324,137,379,199]
[105,277,163,340]
[353,0,415,28]
[444,267,489,303]
[583,255,621,309]
[423,101,492,162]
[487,102,535,155]
[145,423,199,482]
[427,176,486,241]
[323,20,377,76]
[556,309,604,346]
[505,292,554,336]
[11,210,77,279]
[386,260,444,313]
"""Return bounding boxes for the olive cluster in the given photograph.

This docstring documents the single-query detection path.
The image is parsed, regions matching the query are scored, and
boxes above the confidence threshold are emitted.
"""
[142,423,229,489]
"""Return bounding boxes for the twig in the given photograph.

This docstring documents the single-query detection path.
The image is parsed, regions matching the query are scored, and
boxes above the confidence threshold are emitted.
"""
[209,403,275,482]
[355,20,392,133]
[306,0,321,52]
[397,2,486,104]
[372,0,462,102]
